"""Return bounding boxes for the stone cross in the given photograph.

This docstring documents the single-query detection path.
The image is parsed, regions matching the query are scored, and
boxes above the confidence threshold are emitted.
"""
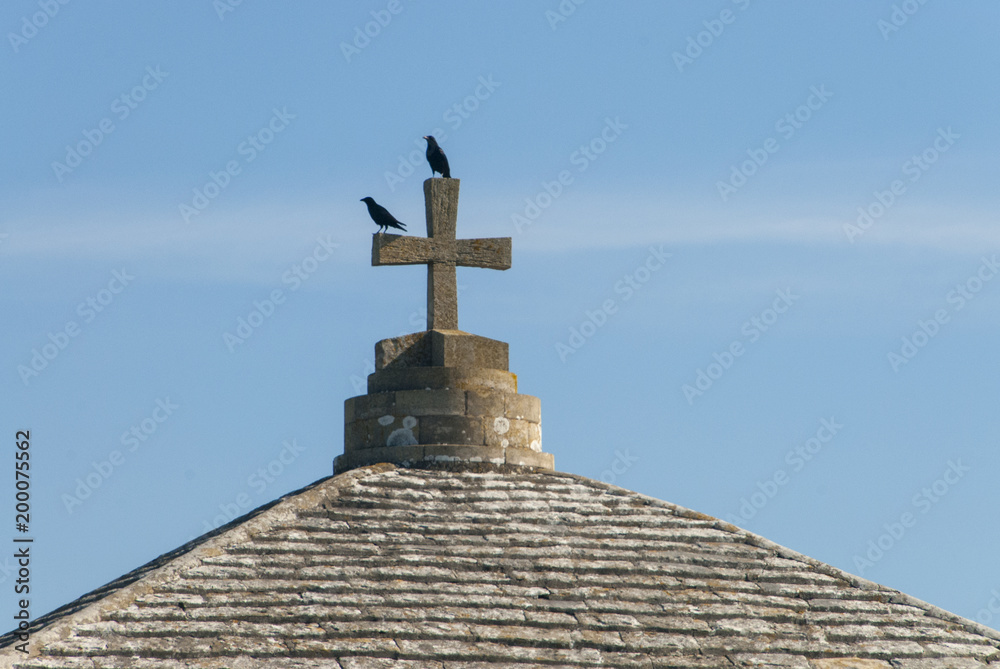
[372,179,511,331]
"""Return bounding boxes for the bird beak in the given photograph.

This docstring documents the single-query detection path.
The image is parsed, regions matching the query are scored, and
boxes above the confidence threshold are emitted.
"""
[422,136,430,140]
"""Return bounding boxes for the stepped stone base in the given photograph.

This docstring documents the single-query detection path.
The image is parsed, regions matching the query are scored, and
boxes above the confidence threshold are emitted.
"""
[336,329,553,474]
[344,389,542,452]
[376,329,508,370]
[334,444,553,474]
[368,367,517,394]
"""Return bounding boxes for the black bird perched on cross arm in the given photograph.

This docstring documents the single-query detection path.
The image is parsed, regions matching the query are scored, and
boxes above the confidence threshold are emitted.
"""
[360,197,406,234]
[423,135,451,178]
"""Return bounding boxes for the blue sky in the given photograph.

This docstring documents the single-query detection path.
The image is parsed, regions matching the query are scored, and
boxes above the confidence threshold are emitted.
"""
[3,1,1000,629]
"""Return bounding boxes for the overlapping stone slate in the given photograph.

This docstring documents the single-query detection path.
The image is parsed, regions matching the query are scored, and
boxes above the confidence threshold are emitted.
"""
[4,466,998,668]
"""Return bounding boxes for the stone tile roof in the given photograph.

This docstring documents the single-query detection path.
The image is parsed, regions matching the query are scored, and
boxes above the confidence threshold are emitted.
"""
[3,464,998,668]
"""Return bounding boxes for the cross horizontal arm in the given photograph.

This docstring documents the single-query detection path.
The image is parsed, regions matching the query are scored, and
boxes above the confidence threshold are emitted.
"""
[372,234,437,266]
[373,234,511,270]
[455,238,511,270]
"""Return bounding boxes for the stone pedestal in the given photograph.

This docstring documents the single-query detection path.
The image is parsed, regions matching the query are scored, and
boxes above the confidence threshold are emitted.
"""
[335,329,553,474]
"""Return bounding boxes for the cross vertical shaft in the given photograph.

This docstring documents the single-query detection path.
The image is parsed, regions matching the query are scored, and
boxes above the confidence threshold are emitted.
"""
[428,264,457,330]
[424,178,460,330]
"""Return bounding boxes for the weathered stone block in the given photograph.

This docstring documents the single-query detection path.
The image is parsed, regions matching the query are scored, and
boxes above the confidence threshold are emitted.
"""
[418,415,484,446]
[334,442,553,473]
[375,330,509,371]
[527,422,542,452]
[505,394,541,423]
[345,415,420,452]
[484,416,531,450]
[369,367,516,394]
[375,333,430,370]
[466,389,506,417]
[344,416,391,451]
[422,444,506,465]
[344,419,369,452]
[344,393,395,423]
[334,445,428,474]
[333,444,555,474]
[393,388,467,416]
[429,329,508,370]
[503,448,554,469]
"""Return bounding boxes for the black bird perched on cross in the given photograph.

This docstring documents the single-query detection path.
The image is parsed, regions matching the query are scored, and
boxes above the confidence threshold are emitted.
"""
[360,197,406,234]
[423,135,451,178]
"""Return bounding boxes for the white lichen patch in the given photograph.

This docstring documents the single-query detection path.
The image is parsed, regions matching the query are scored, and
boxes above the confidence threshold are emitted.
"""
[386,416,418,447]
[493,417,510,434]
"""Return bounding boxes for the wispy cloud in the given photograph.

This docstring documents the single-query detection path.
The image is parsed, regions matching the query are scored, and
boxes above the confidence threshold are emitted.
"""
[481,192,999,254]
[0,196,367,285]
[3,187,996,288]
